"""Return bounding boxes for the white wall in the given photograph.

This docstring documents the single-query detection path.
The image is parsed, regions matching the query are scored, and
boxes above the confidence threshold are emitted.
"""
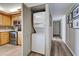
[22,4,32,56]
[75,29,79,55]
[66,24,79,55]
[45,4,52,56]
[66,24,76,55]
[61,15,66,42]
[66,4,79,56]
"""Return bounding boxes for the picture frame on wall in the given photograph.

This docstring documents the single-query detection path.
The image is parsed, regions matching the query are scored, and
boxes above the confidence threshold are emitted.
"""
[66,12,73,24]
[73,5,79,18]
[73,19,79,29]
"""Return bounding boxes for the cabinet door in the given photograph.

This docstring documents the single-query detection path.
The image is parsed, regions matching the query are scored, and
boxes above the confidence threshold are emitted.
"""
[3,15,11,26]
[0,14,3,25]
[12,14,21,26]
[0,32,9,45]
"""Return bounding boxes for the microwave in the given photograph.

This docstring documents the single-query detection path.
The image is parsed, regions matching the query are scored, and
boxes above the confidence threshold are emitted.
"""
[13,20,21,26]
[13,20,21,31]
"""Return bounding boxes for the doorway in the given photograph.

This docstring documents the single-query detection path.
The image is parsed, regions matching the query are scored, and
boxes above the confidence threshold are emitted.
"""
[53,21,61,38]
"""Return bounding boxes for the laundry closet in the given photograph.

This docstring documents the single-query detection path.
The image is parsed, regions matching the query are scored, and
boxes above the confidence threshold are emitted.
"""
[23,4,52,56]
[31,5,46,55]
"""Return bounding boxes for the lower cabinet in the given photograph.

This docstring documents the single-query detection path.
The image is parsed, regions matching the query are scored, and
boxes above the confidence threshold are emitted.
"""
[0,32,9,45]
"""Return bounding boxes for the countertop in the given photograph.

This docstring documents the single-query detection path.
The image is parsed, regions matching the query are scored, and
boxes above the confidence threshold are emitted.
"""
[0,29,17,32]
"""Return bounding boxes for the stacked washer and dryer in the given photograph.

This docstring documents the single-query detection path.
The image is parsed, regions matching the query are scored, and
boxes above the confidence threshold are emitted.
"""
[32,12,46,55]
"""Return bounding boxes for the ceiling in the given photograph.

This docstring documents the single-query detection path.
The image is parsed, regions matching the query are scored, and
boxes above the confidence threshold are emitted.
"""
[26,3,75,16]
[0,3,75,16]
[0,3,21,12]
[25,3,45,7]
[49,3,75,16]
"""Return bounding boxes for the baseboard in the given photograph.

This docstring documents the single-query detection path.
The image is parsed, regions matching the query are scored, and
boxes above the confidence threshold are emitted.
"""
[27,51,45,56]
[64,42,75,56]
[31,51,45,56]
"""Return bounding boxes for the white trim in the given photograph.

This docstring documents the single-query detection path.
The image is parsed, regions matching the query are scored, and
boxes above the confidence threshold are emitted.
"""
[64,42,75,56]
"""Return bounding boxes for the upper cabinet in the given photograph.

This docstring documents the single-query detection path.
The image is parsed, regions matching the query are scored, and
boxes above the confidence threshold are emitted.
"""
[2,15,11,26]
[0,13,21,26]
[11,14,21,26]
[0,14,11,26]
[0,14,3,25]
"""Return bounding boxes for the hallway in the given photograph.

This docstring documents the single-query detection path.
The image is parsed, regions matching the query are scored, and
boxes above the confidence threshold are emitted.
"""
[51,37,73,56]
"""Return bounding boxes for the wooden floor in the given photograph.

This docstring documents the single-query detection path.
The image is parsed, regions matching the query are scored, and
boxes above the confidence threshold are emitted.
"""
[29,37,73,56]
[50,37,73,56]
[0,44,21,56]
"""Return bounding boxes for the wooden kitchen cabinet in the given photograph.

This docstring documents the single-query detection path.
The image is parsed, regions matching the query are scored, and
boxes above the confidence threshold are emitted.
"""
[0,14,11,26]
[2,15,11,26]
[0,14,3,25]
[11,14,21,25]
[0,32,9,45]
